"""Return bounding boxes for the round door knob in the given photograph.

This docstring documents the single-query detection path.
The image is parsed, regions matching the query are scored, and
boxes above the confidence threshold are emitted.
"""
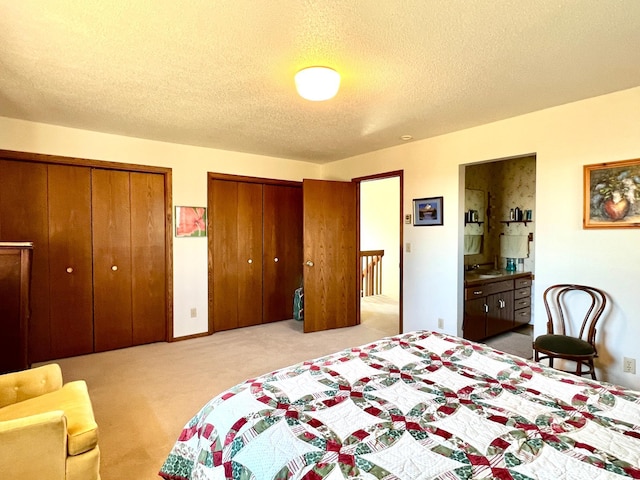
[66,267,73,274]
[247,259,253,264]
[274,257,279,262]
[111,265,118,271]
[305,260,314,267]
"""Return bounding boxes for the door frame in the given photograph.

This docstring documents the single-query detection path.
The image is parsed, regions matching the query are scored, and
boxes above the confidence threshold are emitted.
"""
[0,149,175,341]
[352,170,404,333]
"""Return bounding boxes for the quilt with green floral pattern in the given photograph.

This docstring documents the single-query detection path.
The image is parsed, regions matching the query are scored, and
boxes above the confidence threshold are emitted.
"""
[159,330,640,479]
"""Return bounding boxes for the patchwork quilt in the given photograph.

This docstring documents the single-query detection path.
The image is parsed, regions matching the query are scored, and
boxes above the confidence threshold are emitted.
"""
[159,331,640,479]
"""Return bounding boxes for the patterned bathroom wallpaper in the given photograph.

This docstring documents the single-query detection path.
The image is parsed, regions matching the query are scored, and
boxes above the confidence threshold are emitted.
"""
[465,156,536,272]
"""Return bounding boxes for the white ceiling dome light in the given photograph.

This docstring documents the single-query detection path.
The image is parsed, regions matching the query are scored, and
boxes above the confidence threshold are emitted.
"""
[294,66,341,101]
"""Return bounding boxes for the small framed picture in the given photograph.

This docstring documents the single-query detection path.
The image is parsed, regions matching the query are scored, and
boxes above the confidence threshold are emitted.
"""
[175,206,207,237]
[413,196,443,226]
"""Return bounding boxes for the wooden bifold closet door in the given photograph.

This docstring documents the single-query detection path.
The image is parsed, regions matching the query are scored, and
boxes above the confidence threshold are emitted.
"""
[48,164,94,358]
[92,169,166,352]
[210,179,263,330]
[0,158,167,362]
[262,184,302,323]
[209,177,302,332]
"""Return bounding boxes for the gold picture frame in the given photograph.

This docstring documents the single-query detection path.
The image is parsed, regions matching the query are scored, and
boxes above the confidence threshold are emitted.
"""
[584,158,640,229]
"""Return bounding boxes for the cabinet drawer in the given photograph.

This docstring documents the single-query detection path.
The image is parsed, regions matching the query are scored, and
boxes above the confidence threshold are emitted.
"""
[514,286,531,300]
[465,280,514,299]
[515,277,532,288]
[514,296,531,309]
[514,306,531,325]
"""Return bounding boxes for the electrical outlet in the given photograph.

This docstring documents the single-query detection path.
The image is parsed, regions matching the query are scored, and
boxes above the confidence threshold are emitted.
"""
[190,308,197,318]
[623,357,636,374]
[437,318,444,329]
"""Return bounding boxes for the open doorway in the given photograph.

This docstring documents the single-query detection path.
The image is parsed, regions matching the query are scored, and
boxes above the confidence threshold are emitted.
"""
[357,172,403,337]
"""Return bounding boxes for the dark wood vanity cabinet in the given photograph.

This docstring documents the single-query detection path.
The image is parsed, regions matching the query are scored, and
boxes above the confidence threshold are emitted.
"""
[463,273,533,342]
[0,242,33,373]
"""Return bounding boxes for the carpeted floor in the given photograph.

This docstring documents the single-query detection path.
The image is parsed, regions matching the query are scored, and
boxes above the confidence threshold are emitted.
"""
[42,298,533,479]
[47,296,400,480]
[484,325,534,360]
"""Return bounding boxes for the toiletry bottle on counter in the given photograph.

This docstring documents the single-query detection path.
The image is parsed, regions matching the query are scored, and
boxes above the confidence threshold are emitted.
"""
[509,209,515,220]
[506,258,516,272]
[514,207,522,221]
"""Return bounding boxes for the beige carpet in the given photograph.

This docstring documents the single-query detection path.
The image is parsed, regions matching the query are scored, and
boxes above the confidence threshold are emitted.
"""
[45,296,399,480]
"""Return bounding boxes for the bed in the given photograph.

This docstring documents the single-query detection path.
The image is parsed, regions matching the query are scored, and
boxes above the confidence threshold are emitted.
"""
[159,330,640,479]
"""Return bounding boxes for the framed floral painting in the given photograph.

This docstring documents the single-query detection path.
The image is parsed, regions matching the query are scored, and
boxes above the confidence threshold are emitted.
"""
[175,206,207,237]
[584,159,640,229]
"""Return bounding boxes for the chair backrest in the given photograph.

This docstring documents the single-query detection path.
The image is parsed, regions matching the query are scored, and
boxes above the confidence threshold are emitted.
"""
[543,284,607,348]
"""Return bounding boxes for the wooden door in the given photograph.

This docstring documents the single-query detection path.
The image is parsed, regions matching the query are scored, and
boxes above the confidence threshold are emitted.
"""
[92,169,133,351]
[463,297,487,341]
[302,179,358,332]
[262,184,302,323]
[237,182,263,327]
[210,179,263,331]
[211,179,239,331]
[486,290,514,337]
[130,172,166,344]
[48,164,94,358]
[0,160,51,362]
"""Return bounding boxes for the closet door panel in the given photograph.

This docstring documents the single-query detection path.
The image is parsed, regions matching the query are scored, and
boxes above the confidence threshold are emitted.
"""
[0,160,51,362]
[211,179,239,331]
[263,185,302,323]
[92,169,133,351]
[236,182,262,327]
[48,165,94,358]
[130,172,166,344]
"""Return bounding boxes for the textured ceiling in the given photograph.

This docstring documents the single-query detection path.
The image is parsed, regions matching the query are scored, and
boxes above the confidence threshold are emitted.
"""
[1,1,640,164]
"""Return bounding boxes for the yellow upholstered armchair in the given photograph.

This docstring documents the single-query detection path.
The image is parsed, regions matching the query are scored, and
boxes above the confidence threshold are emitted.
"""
[0,364,100,479]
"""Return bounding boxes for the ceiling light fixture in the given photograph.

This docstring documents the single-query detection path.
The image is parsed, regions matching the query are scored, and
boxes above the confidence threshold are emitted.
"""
[295,66,340,101]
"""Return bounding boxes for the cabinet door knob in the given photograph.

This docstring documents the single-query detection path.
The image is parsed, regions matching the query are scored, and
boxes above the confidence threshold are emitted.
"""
[111,265,118,271]
[305,260,314,267]
[66,267,73,274]
[247,259,253,264]
[483,303,489,313]
[473,290,482,295]
[274,257,279,262]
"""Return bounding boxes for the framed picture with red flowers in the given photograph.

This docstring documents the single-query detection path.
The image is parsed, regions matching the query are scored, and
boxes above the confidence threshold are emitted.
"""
[175,206,207,237]
[584,158,640,229]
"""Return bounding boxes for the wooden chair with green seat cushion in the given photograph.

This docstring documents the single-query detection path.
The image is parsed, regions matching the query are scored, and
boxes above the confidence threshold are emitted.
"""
[533,284,607,380]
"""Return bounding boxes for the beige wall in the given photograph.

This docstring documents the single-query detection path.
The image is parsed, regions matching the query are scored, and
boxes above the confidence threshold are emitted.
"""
[0,117,321,337]
[2,86,639,388]
[323,86,640,389]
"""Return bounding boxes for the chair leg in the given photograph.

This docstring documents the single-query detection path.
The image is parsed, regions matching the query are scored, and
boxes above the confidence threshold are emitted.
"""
[589,360,597,380]
[576,360,582,377]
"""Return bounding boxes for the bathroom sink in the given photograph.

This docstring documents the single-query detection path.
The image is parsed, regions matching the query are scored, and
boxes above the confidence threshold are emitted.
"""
[466,269,503,279]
